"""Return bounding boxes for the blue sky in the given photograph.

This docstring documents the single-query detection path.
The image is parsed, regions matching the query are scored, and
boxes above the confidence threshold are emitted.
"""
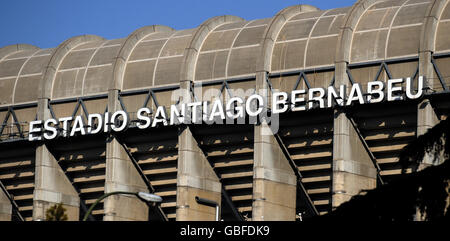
[0,0,356,49]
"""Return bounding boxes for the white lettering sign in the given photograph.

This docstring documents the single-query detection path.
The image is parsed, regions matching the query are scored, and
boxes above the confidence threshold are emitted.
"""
[29,77,425,141]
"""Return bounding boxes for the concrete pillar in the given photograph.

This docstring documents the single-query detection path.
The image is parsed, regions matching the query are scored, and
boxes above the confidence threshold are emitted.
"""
[33,144,80,221]
[103,89,149,221]
[103,138,149,221]
[251,71,297,221]
[252,122,297,221]
[332,109,377,209]
[0,188,12,220]
[33,98,80,221]
[332,0,383,208]
[417,50,437,135]
[175,80,221,220]
[417,43,440,167]
[176,125,222,220]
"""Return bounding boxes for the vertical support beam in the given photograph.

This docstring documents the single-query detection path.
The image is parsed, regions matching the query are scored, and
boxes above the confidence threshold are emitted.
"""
[418,30,439,141]
[34,35,105,221]
[335,48,378,205]
[252,122,297,220]
[252,71,297,221]
[417,98,440,169]
[334,50,377,210]
[417,0,446,168]
[252,5,320,220]
[33,98,80,221]
[103,89,149,221]
[332,0,380,210]
[176,80,222,221]
[332,107,377,209]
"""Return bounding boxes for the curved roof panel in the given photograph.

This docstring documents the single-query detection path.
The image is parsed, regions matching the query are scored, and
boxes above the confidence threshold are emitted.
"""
[51,39,124,99]
[122,28,194,90]
[0,47,53,106]
[271,7,350,72]
[350,0,432,63]
[193,18,270,82]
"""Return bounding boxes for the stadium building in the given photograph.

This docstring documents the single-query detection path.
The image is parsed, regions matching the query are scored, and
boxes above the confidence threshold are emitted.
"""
[0,0,449,221]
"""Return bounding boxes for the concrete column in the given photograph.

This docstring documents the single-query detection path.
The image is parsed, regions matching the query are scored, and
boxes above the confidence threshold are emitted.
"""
[251,71,297,221]
[332,109,377,209]
[103,89,149,221]
[417,48,440,168]
[176,80,221,221]
[333,58,376,209]
[252,122,297,221]
[0,188,12,220]
[33,144,80,220]
[176,125,222,220]
[33,98,80,221]
[103,138,149,221]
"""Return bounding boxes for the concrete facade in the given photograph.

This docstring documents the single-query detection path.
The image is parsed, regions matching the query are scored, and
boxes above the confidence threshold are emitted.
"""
[0,0,449,221]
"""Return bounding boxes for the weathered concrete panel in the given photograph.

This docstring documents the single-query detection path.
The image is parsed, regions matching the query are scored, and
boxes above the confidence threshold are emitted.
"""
[387,26,421,58]
[0,78,15,105]
[21,55,50,75]
[228,46,259,77]
[351,30,388,63]
[52,69,84,99]
[271,40,307,71]
[129,40,166,61]
[90,46,121,66]
[123,60,156,90]
[201,30,240,51]
[60,49,96,70]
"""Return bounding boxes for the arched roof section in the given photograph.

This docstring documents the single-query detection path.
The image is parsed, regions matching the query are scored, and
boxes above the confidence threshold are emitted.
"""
[256,5,320,72]
[193,17,271,81]
[420,0,447,53]
[121,28,198,90]
[348,0,434,64]
[0,44,48,106]
[39,35,106,100]
[271,6,351,72]
[180,15,245,82]
[111,25,174,91]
